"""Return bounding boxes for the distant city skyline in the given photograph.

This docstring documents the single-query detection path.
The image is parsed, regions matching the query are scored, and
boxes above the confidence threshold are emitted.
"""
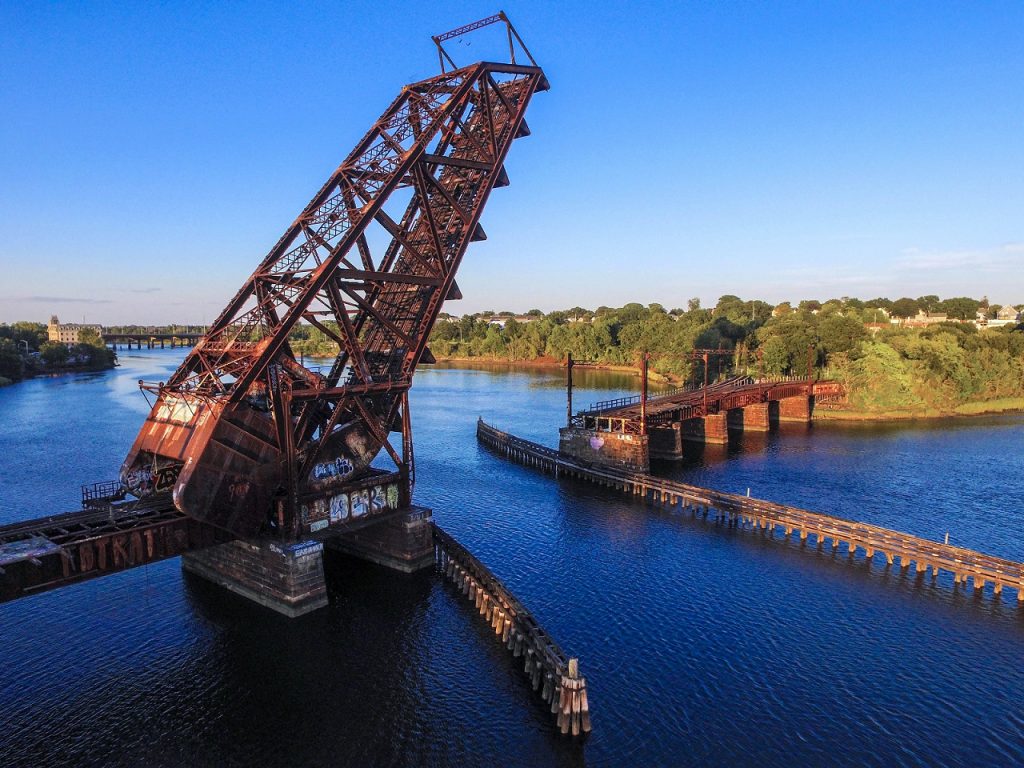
[2,1,1021,324]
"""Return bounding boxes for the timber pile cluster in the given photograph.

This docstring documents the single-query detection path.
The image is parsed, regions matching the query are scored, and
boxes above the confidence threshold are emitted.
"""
[477,419,1024,602]
[432,524,591,736]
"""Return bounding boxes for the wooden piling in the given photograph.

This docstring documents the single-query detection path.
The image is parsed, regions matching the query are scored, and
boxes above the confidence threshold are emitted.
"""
[433,523,590,737]
[476,418,1024,610]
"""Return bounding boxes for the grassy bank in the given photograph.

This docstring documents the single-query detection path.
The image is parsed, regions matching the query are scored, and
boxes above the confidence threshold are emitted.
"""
[816,397,1024,422]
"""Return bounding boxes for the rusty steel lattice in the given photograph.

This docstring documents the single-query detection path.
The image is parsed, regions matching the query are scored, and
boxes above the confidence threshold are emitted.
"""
[121,15,549,538]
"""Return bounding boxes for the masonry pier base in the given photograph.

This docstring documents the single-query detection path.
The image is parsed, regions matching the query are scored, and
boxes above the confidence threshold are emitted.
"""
[558,426,649,473]
[649,423,683,460]
[778,395,814,424]
[182,538,328,618]
[326,506,435,574]
[680,412,728,445]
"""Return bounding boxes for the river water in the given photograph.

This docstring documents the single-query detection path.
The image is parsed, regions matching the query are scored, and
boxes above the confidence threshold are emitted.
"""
[1,349,1022,767]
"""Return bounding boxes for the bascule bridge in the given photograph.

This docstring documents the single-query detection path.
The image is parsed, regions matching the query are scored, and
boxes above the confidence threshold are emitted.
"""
[1,14,549,618]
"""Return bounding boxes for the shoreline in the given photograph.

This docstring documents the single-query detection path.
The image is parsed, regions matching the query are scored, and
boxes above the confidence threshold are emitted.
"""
[429,356,676,381]
[814,398,1024,423]
[431,357,1024,423]
[0,362,117,387]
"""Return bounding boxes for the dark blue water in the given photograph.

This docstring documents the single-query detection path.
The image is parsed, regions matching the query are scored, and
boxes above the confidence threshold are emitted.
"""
[2,349,1023,767]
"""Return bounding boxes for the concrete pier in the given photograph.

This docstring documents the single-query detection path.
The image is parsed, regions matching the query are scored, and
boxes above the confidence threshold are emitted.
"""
[558,425,649,473]
[778,395,814,423]
[326,506,435,573]
[680,412,728,445]
[182,538,328,618]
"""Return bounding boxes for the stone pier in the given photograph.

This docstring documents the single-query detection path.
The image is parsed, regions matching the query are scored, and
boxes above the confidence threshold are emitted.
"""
[182,507,435,617]
[649,423,683,460]
[182,538,328,618]
[558,426,649,473]
[326,506,435,573]
[741,401,773,431]
[778,394,814,423]
[680,412,728,445]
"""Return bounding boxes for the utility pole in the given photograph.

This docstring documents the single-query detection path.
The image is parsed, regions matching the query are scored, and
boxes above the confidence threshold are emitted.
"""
[640,352,650,435]
[702,350,709,415]
[807,344,815,395]
[691,348,732,416]
[566,353,574,427]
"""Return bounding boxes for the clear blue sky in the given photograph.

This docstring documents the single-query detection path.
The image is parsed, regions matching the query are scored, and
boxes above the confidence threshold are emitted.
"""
[1,1,1021,324]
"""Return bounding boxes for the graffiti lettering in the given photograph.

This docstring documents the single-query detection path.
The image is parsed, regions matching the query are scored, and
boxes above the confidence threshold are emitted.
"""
[351,490,369,517]
[228,479,250,503]
[329,494,349,523]
[155,465,181,492]
[125,468,153,495]
[124,464,182,495]
[312,457,354,481]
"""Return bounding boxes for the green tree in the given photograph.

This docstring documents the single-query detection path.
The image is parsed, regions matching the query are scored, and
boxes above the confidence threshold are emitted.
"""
[937,296,980,320]
[0,339,26,381]
[78,327,103,347]
[760,336,788,376]
[818,315,867,359]
[891,298,920,319]
[40,341,69,365]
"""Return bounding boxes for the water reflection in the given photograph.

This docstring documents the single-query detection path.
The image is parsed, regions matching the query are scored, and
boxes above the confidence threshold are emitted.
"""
[1,348,1023,767]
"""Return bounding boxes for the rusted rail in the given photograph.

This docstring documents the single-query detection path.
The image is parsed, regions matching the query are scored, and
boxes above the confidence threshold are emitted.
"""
[577,376,847,434]
[0,497,230,603]
[477,419,1024,602]
[432,524,591,736]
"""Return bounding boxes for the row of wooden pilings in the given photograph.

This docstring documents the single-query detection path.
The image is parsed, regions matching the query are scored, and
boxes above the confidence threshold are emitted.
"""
[432,524,591,736]
[477,418,1024,603]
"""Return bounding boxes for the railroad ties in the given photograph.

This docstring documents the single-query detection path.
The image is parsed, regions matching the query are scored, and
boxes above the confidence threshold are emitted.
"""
[432,524,591,736]
[478,418,1024,603]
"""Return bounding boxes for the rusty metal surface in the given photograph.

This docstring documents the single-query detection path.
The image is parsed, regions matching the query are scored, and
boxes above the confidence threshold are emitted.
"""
[121,17,549,539]
[575,376,845,433]
[0,496,230,604]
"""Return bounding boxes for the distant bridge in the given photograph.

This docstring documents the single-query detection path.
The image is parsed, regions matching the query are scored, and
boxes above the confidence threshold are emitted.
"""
[103,332,204,349]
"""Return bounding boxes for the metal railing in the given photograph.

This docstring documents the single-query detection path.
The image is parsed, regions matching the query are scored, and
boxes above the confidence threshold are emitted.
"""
[81,480,126,507]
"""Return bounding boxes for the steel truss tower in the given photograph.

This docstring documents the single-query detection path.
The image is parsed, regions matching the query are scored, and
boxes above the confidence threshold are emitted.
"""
[121,14,548,538]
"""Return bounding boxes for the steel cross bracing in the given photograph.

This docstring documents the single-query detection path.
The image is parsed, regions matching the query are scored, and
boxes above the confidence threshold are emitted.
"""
[122,44,549,538]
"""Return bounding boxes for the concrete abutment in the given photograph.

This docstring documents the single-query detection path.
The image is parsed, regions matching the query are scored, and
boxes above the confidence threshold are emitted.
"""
[182,507,435,617]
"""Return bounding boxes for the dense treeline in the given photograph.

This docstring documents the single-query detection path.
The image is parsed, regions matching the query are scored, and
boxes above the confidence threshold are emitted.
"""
[0,322,117,385]
[423,296,1024,414]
